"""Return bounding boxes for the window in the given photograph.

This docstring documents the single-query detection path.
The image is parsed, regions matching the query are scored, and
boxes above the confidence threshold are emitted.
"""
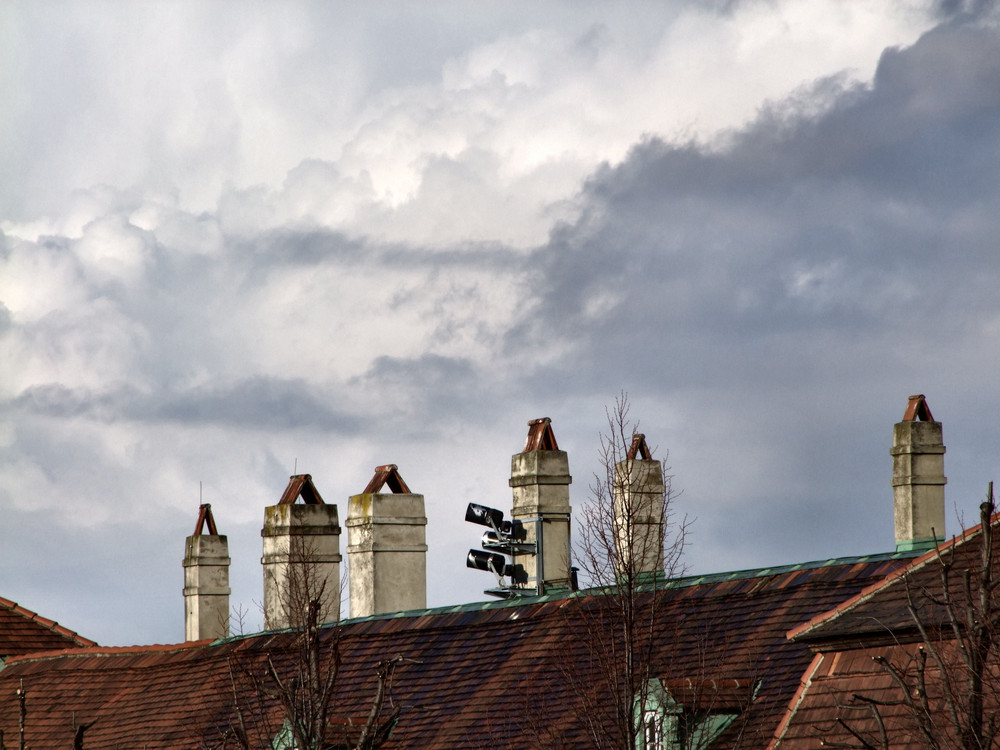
[643,709,663,750]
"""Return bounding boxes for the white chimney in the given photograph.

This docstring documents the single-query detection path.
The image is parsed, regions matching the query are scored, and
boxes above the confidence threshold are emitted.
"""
[614,434,665,582]
[510,418,573,594]
[183,503,230,641]
[892,394,946,552]
[261,475,342,630]
[346,464,428,618]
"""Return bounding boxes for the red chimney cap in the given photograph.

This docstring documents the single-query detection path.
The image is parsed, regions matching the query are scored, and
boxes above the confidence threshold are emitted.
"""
[361,464,412,494]
[278,474,326,505]
[193,503,219,535]
[902,394,935,422]
[524,417,559,451]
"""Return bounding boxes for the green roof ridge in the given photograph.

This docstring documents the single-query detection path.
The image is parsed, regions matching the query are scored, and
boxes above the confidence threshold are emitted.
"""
[210,549,922,642]
[333,548,921,626]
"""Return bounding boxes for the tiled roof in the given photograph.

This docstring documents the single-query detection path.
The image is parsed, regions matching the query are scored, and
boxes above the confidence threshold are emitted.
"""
[0,597,96,659]
[769,644,930,749]
[772,514,1000,749]
[0,554,912,749]
[788,512,1000,645]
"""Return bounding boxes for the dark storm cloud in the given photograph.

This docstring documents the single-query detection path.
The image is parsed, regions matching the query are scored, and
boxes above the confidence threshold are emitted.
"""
[934,0,997,21]
[359,352,476,388]
[10,379,360,433]
[490,18,1000,572]
[515,21,1000,393]
[151,378,361,432]
[351,353,482,438]
[233,227,370,268]
[235,225,520,274]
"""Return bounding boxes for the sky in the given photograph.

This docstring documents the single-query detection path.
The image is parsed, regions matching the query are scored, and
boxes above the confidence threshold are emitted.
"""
[3,0,1000,647]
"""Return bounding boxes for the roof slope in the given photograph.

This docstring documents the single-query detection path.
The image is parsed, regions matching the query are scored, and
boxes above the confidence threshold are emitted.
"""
[789,512,1000,645]
[773,514,1000,749]
[0,554,912,749]
[770,644,932,749]
[0,597,95,659]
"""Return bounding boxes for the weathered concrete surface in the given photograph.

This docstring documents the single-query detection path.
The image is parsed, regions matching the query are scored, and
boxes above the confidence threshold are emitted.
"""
[892,418,946,552]
[346,491,427,618]
[261,503,341,629]
[510,449,572,593]
[613,457,665,579]
[183,534,230,642]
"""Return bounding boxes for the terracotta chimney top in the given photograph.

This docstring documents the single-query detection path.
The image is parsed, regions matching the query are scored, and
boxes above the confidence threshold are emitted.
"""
[192,503,219,535]
[524,418,559,451]
[902,394,935,422]
[361,464,412,494]
[277,474,326,505]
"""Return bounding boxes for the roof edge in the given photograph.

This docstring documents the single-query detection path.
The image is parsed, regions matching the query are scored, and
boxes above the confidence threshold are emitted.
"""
[0,596,97,650]
[0,638,214,668]
[786,512,1000,643]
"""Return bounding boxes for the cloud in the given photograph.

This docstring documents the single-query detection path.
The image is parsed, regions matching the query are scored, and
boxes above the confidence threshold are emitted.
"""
[522,20,1000,359]
[504,16,1000,573]
[6,2,994,646]
[4,2,933,240]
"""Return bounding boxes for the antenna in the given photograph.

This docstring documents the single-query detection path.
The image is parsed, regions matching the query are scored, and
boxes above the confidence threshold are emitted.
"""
[294,458,298,474]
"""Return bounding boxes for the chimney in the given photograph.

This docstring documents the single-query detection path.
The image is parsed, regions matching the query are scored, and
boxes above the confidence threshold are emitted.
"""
[183,503,231,641]
[261,474,342,630]
[346,464,428,618]
[510,418,572,594]
[892,394,946,552]
[614,434,665,582]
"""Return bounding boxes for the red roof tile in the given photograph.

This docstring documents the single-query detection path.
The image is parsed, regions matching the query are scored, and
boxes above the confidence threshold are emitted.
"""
[0,597,95,658]
[788,511,1000,645]
[773,513,1000,749]
[770,643,952,749]
[0,555,910,749]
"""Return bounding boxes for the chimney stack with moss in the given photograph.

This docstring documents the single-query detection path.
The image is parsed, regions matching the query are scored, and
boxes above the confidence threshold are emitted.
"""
[183,503,231,641]
[614,434,665,582]
[346,464,428,618]
[261,475,342,629]
[892,394,946,552]
[510,418,573,594]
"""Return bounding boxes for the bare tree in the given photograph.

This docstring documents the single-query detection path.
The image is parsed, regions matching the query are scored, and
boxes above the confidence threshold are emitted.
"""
[571,393,690,750]
[836,483,1000,750]
[217,537,407,750]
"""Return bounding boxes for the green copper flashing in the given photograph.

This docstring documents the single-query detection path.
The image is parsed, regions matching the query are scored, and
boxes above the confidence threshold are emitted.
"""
[895,536,942,553]
[635,570,668,586]
[213,549,923,642]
